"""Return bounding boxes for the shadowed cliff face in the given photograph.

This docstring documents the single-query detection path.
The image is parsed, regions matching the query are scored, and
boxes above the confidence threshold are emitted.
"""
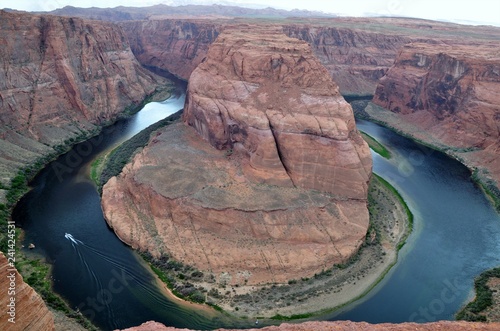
[184,25,372,198]
[120,19,220,81]
[102,25,371,288]
[372,42,500,195]
[0,252,55,331]
[0,10,168,186]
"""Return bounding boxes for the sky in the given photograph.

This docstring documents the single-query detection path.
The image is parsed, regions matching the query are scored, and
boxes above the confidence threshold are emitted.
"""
[2,0,500,27]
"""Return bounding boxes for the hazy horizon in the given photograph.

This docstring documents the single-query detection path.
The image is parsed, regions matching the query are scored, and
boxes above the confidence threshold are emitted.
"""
[2,0,500,27]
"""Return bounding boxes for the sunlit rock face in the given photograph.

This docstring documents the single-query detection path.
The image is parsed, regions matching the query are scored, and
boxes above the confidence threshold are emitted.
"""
[184,25,372,198]
[102,25,371,287]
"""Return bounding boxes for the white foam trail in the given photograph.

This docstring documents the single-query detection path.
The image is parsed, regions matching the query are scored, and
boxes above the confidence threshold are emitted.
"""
[64,233,83,245]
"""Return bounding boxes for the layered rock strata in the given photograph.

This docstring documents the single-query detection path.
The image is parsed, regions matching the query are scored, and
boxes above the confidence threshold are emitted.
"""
[372,42,500,197]
[119,320,500,331]
[0,252,55,331]
[183,25,372,198]
[102,25,371,287]
[121,17,500,95]
[0,10,168,186]
[120,19,220,81]
[282,24,409,94]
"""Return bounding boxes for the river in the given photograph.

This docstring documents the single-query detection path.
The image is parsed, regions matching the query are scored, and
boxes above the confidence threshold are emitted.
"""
[329,119,500,323]
[13,94,500,329]
[14,89,248,330]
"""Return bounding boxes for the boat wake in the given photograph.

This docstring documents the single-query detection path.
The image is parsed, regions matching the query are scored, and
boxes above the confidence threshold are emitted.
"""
[64,232,83,246]
[62,232,189,328]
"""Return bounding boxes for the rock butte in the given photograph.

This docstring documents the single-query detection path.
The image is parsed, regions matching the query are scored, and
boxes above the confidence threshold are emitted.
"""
[183,25,372,198]
[120,17,500,196]
[0,252,54,331]
[119,320,500,331]
[102,25,372,286]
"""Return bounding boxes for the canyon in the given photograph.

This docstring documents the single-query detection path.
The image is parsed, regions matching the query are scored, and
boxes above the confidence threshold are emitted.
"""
[117,15,500,188]
[0,4,500,331]
[0,10,170,189]
[120,17,406,94]
[102,25,371,290]
[0,9,171,331]
[118,16,500,96]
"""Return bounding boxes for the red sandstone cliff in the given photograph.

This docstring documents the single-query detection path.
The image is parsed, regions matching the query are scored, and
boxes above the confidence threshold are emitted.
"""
[121,18,404,94]
[183,25,372,198]
[120,19,220,81]
[119,320,500,331]
[120,17,500,96]
[102,26,371,292]
[372,42,500,198]
[0,252,55,331]
[0,10,169,185]
[282,24,409,94]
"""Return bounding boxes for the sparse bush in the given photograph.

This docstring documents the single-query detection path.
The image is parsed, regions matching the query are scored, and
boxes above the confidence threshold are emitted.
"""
[456,267,500,321]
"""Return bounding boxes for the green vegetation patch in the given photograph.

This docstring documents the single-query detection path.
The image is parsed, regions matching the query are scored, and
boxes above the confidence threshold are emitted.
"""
[95,110,183,191]
[373,173,413,250]
[15,256,98,330]
[141,251,209,305]
[360,131,392,159]
[472,169,500,213]
[0,170,30,254]
[456,267,500,322]
[270,312,314,320]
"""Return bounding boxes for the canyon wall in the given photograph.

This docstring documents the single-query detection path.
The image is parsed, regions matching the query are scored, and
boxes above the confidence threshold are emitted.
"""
[121,17,500,96]
[372,42,500,198]
[102,25,371,290]
[0,252,55,331]
[121,18,408,94]
[120,19,220,81]
[282,24,409,94]
[0,10,169,186]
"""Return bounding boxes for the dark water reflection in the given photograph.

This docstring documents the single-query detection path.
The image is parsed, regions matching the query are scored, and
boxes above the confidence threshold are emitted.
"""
[328,119,500,323]
[12,98,500,329]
